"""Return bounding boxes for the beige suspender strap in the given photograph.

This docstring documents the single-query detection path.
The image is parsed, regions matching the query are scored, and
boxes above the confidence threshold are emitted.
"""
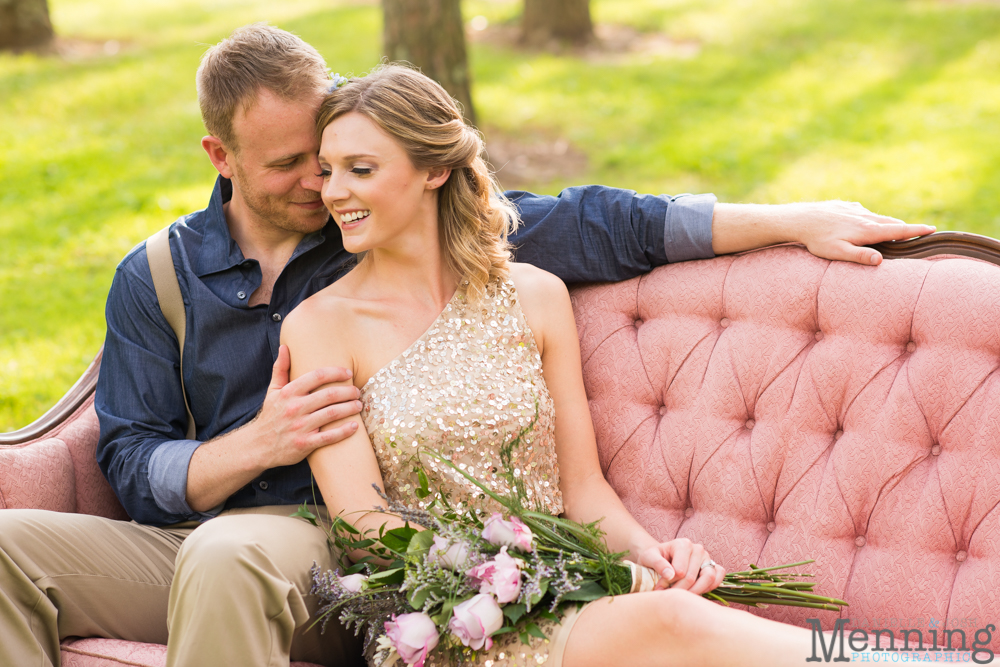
[146,226,196,440]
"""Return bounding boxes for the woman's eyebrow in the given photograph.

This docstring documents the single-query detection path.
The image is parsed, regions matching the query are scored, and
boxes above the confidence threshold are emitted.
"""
[341,153,376,161]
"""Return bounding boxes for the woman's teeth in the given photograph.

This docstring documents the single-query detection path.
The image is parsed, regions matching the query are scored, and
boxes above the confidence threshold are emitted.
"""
[342,210,370,222]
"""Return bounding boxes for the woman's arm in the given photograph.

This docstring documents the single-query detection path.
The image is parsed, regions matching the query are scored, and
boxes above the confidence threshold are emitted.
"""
[511,263,724,594]
[280,301,406,560]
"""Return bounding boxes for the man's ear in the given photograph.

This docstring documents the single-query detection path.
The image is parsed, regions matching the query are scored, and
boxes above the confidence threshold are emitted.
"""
[425,167,452,190]
[201,136,236,180]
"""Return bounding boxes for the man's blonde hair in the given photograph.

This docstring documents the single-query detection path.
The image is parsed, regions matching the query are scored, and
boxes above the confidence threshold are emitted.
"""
[316,64,518,304]
[197,23,327,150]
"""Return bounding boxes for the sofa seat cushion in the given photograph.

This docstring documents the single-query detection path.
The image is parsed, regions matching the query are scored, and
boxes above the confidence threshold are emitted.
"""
[571,246,1000,646]
[61,638,323,667]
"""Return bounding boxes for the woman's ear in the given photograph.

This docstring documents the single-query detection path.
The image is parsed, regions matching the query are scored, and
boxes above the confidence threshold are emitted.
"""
[425,167,452,190]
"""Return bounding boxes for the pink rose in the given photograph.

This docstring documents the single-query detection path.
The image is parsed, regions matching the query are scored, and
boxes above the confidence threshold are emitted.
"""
[466,547,523,603]
[428,534,471,570]
[448,593,504,651]
[384,612,439,667]
[481,514,533,552]
[338,573,367,593]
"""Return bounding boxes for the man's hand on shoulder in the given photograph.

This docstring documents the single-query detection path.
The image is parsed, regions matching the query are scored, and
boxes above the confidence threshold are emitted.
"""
[252,345,362,469]
[712,200,936,265]
[185,345,362,513]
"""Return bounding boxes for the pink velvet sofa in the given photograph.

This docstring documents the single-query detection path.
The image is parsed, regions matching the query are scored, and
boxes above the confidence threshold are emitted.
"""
[3,231,1000,664]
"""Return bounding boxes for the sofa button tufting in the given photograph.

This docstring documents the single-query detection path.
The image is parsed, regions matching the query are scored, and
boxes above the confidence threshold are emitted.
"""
[834,430,844,440]
[766,521,776,532]
[855,536,866,548]
[634,319,643,328]
[684,507,694,518]
[659,405,667,416]
[956,550,968,562]
[931,444,942,456]
[745,419,755,430]
[815,331,824,341]
[906,341,916,353]
[720,318,730,328]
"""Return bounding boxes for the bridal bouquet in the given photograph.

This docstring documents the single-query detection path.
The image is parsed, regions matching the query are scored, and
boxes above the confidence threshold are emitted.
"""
[305,424,847,667]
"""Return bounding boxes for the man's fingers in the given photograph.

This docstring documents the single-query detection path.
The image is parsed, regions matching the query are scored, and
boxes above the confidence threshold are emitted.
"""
[301,400,364,432]
[297,384,361,417]
[857,220,936,243]
[309,420,360,450]
[270,345,291,390]
[283,365,354,396]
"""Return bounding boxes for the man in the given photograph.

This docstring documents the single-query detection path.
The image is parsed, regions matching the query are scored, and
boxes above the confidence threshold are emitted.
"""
[0,23,933,667]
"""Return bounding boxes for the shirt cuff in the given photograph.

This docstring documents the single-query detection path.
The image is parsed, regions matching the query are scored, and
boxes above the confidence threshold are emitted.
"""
[148,440,224,520]
[664,193,717,263]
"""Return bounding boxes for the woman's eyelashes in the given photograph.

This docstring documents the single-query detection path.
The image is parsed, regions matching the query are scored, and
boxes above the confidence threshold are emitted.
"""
[316,165,374,178]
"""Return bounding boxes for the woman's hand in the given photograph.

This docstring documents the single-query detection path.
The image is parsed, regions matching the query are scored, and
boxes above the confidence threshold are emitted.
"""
[637,538,726,595]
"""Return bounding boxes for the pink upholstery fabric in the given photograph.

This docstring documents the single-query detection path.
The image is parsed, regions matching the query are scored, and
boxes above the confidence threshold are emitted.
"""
[58,399,130,520]
[61,638,322,667]
[571,245,1000,648]
[0,437,76,512]
[0,398,129,519]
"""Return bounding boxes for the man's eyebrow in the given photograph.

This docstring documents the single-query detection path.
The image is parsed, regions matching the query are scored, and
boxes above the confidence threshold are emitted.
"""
[263,153,304,166]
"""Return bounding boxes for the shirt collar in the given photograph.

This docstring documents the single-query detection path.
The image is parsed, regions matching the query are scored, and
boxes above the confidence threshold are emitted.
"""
[194,176,331,277]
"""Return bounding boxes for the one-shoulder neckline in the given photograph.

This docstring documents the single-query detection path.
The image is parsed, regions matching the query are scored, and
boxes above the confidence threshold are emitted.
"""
[362,286,464,390]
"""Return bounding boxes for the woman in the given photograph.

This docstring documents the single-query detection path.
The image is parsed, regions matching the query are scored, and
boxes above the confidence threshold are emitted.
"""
[281,64,818,666]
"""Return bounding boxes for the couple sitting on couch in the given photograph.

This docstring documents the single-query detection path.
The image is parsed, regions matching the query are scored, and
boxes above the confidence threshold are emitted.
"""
[0,23,934,667]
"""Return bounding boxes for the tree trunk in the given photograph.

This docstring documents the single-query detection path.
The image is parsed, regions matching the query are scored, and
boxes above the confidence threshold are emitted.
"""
[0,0,54,51]
[382,0,475,124]
[521,0,593,47]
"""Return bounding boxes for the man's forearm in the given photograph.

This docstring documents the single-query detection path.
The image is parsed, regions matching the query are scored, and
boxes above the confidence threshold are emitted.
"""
[186,422,270,512]
[710,200,935,264]
[710,203,796,256]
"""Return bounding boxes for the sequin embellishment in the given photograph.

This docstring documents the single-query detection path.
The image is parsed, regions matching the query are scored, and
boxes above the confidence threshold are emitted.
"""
[361,278,564,666]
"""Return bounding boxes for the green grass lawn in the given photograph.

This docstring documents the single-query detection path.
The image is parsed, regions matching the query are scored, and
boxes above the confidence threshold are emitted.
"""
[3,0,1000,431]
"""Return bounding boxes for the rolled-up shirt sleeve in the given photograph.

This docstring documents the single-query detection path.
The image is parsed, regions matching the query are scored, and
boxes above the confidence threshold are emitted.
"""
[95,243,214,525]
[504,186,715,283]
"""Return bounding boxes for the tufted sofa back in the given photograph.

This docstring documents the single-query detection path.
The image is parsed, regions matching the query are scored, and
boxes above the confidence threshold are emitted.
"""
[571,245,1000,650]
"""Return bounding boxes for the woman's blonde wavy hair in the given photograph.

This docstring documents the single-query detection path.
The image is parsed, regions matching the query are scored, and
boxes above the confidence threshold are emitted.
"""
[316,64,518,303]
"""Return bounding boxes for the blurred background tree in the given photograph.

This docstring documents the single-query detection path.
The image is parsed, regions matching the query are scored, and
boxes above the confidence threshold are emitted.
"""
[521,0,593,47]
[383,0,476,123]
[0,0,54,51]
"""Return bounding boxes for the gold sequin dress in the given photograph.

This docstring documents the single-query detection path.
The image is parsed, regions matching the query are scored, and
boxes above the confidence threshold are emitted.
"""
[361,278,578,667]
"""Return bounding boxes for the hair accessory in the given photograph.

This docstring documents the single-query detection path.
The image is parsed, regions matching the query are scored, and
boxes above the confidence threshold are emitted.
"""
[328,73,349,93]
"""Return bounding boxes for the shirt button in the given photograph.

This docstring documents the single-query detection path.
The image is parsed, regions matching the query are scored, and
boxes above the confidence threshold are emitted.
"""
[237,291,246,300]
[272,313,282,322]
[259,481,269,490]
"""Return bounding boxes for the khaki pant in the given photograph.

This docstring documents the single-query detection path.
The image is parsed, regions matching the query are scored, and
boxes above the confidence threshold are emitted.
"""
[0,506,365,667]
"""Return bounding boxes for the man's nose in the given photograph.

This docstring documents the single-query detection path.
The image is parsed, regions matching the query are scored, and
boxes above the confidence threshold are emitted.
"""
[301,155,323,192]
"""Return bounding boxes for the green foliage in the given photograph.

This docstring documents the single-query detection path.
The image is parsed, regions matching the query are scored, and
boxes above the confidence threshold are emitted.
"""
[4,0,1000,429]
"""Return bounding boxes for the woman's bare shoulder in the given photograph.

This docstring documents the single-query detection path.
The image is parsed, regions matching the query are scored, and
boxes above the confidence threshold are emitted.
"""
[506,262,573,353]
[507,262,568,302]
[281,282,364,378]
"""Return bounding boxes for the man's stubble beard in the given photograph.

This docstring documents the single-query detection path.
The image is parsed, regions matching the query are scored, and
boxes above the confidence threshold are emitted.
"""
[232,163,329,235]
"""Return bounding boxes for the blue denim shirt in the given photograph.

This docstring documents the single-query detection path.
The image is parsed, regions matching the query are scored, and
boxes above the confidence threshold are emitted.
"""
[95,177,715,525]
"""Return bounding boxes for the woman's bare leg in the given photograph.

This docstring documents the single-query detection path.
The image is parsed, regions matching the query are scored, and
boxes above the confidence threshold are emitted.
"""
[562,588,822,667]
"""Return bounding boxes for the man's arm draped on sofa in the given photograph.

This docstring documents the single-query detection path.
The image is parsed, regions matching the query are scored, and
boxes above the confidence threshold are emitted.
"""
[94,173,933,526]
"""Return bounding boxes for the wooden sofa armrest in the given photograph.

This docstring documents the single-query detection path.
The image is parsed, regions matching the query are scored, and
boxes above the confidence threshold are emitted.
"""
[872,230,1000,264]
[0,348,103,446]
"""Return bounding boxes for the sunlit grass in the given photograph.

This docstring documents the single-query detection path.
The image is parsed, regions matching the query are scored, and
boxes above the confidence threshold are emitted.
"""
[3,0,1000,429]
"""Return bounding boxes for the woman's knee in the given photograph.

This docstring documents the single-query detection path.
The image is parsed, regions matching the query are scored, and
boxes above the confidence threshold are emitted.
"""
[647,587,726,642]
